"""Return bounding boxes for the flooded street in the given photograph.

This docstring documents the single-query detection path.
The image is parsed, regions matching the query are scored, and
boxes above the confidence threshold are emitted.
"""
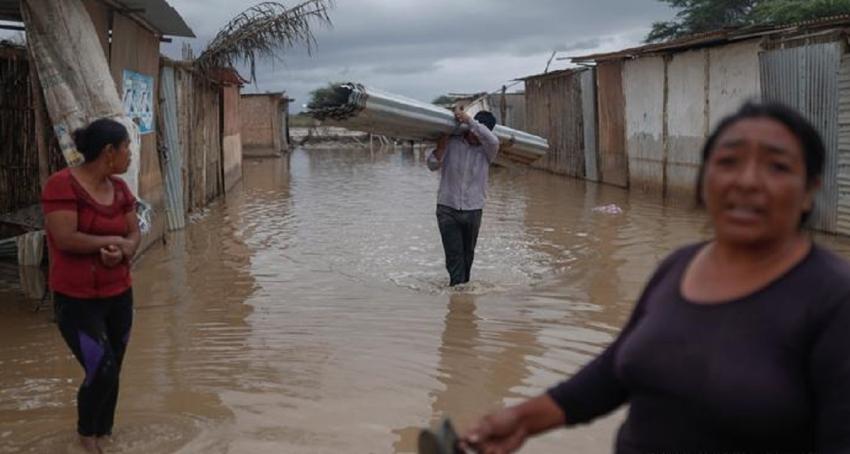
[3,146,850,453]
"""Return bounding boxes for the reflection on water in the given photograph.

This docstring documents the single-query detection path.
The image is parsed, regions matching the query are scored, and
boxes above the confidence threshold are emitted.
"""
[3,147,850,453]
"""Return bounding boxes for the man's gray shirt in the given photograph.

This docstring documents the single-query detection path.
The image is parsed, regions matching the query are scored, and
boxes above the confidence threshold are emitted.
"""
[427,119,500,211]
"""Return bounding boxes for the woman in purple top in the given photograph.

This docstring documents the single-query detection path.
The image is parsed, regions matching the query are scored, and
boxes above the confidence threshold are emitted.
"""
[461,102,850,453]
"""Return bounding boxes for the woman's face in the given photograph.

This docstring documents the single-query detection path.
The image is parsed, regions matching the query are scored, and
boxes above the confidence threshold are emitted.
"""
[107,139,131,175]
[702,117,818,246]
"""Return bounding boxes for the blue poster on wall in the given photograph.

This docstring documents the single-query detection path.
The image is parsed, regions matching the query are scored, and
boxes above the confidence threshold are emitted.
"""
[121,70,155,134]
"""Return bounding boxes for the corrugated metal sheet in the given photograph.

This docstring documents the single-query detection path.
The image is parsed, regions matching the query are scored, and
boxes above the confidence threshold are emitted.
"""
[0,0,195,37]
[837,53,850,235]
[760,41,843,233]
[624,56,666,192]
[708,40,763,131]
[597,60,628,187]
[311,84,549,166]
[581,69,599,182]
[525,69,584,177]
[571,15,850,63]
[158,66,186,231]
[486,93,526,131]
[666,49,708,198]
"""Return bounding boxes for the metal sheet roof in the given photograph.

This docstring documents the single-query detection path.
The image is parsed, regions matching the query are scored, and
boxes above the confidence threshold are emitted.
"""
[0,0,194,37]
[569,14,850,63]
[516,67,586,82]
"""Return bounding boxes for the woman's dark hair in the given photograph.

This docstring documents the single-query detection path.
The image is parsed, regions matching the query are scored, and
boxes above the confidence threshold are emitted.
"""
[72,118,129,163]
[695,101,825,225]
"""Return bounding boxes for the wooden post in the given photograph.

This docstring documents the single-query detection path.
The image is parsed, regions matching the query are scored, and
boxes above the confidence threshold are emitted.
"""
[28,48,50,187]
[500,85,508,126]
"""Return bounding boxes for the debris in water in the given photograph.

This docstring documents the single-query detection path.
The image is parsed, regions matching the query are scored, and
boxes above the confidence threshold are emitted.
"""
[592,204,623,215]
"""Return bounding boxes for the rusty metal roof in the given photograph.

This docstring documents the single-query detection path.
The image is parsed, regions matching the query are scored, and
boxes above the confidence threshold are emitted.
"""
[0,0,195,37]
[515,67,587,82]
[569,14,850,63]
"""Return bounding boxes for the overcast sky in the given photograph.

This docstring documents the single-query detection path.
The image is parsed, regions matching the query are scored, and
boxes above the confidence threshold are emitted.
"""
[161,0,674,110]
[2,1,673,111]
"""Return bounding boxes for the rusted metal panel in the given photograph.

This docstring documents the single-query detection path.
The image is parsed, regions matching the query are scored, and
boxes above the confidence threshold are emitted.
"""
[581,69,599,182]
[761,41,843,233]
[596,60,628,187]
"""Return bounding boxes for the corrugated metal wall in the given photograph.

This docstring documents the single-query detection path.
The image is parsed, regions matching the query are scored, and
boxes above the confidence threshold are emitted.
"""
[487,93,526,131]
[581,69,599,182]
[525,70,585,177]
[839,52,850,235]
[624,56,666,192]
[597,60,628,187]
[158,66,186,231]
[666,49,708,198]
[760,41,843,232]
[709,40,762,131]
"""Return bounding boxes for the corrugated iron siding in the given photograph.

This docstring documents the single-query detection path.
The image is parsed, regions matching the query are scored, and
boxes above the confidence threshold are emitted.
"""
[487,93,526,131]
[581,69,599,182]
[760,41,843,232]
[526,71,585,177]
[837,52,850,235]
[597,61,628,187]
[624,56,666,192]
[158,66,186,231]
[665,49,708,199]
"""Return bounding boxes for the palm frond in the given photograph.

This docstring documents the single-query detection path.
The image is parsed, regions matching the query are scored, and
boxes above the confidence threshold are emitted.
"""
[196,0,333,82]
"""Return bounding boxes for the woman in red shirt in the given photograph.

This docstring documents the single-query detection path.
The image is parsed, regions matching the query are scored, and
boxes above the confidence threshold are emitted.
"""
[42,118,140,454]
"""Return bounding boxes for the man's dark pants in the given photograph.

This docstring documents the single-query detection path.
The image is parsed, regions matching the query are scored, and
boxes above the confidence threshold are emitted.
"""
[436,204,483,286]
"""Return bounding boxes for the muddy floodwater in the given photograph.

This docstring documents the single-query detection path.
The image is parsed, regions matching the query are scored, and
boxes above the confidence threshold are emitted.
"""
[3,147,850,453]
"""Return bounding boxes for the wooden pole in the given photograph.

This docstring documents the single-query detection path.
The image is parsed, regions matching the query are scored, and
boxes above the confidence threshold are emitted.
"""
[28,47,50,187]
[500,85,508,126]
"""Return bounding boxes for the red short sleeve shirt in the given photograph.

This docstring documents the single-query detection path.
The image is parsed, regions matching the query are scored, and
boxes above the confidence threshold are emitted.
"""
[41,168,136,298]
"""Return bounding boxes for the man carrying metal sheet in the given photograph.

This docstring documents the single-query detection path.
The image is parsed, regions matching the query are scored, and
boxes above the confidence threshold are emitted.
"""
[427,109,500,286]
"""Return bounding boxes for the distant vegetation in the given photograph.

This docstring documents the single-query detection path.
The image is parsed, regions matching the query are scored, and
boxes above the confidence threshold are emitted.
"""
[647,0,850,42]
[306,82,348,111]
[290,112,318,127]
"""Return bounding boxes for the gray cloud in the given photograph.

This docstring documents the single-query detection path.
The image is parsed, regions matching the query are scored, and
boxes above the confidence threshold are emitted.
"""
[165,1,675,110]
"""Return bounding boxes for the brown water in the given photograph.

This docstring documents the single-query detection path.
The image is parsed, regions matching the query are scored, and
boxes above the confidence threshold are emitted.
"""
[3,147,850,453]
